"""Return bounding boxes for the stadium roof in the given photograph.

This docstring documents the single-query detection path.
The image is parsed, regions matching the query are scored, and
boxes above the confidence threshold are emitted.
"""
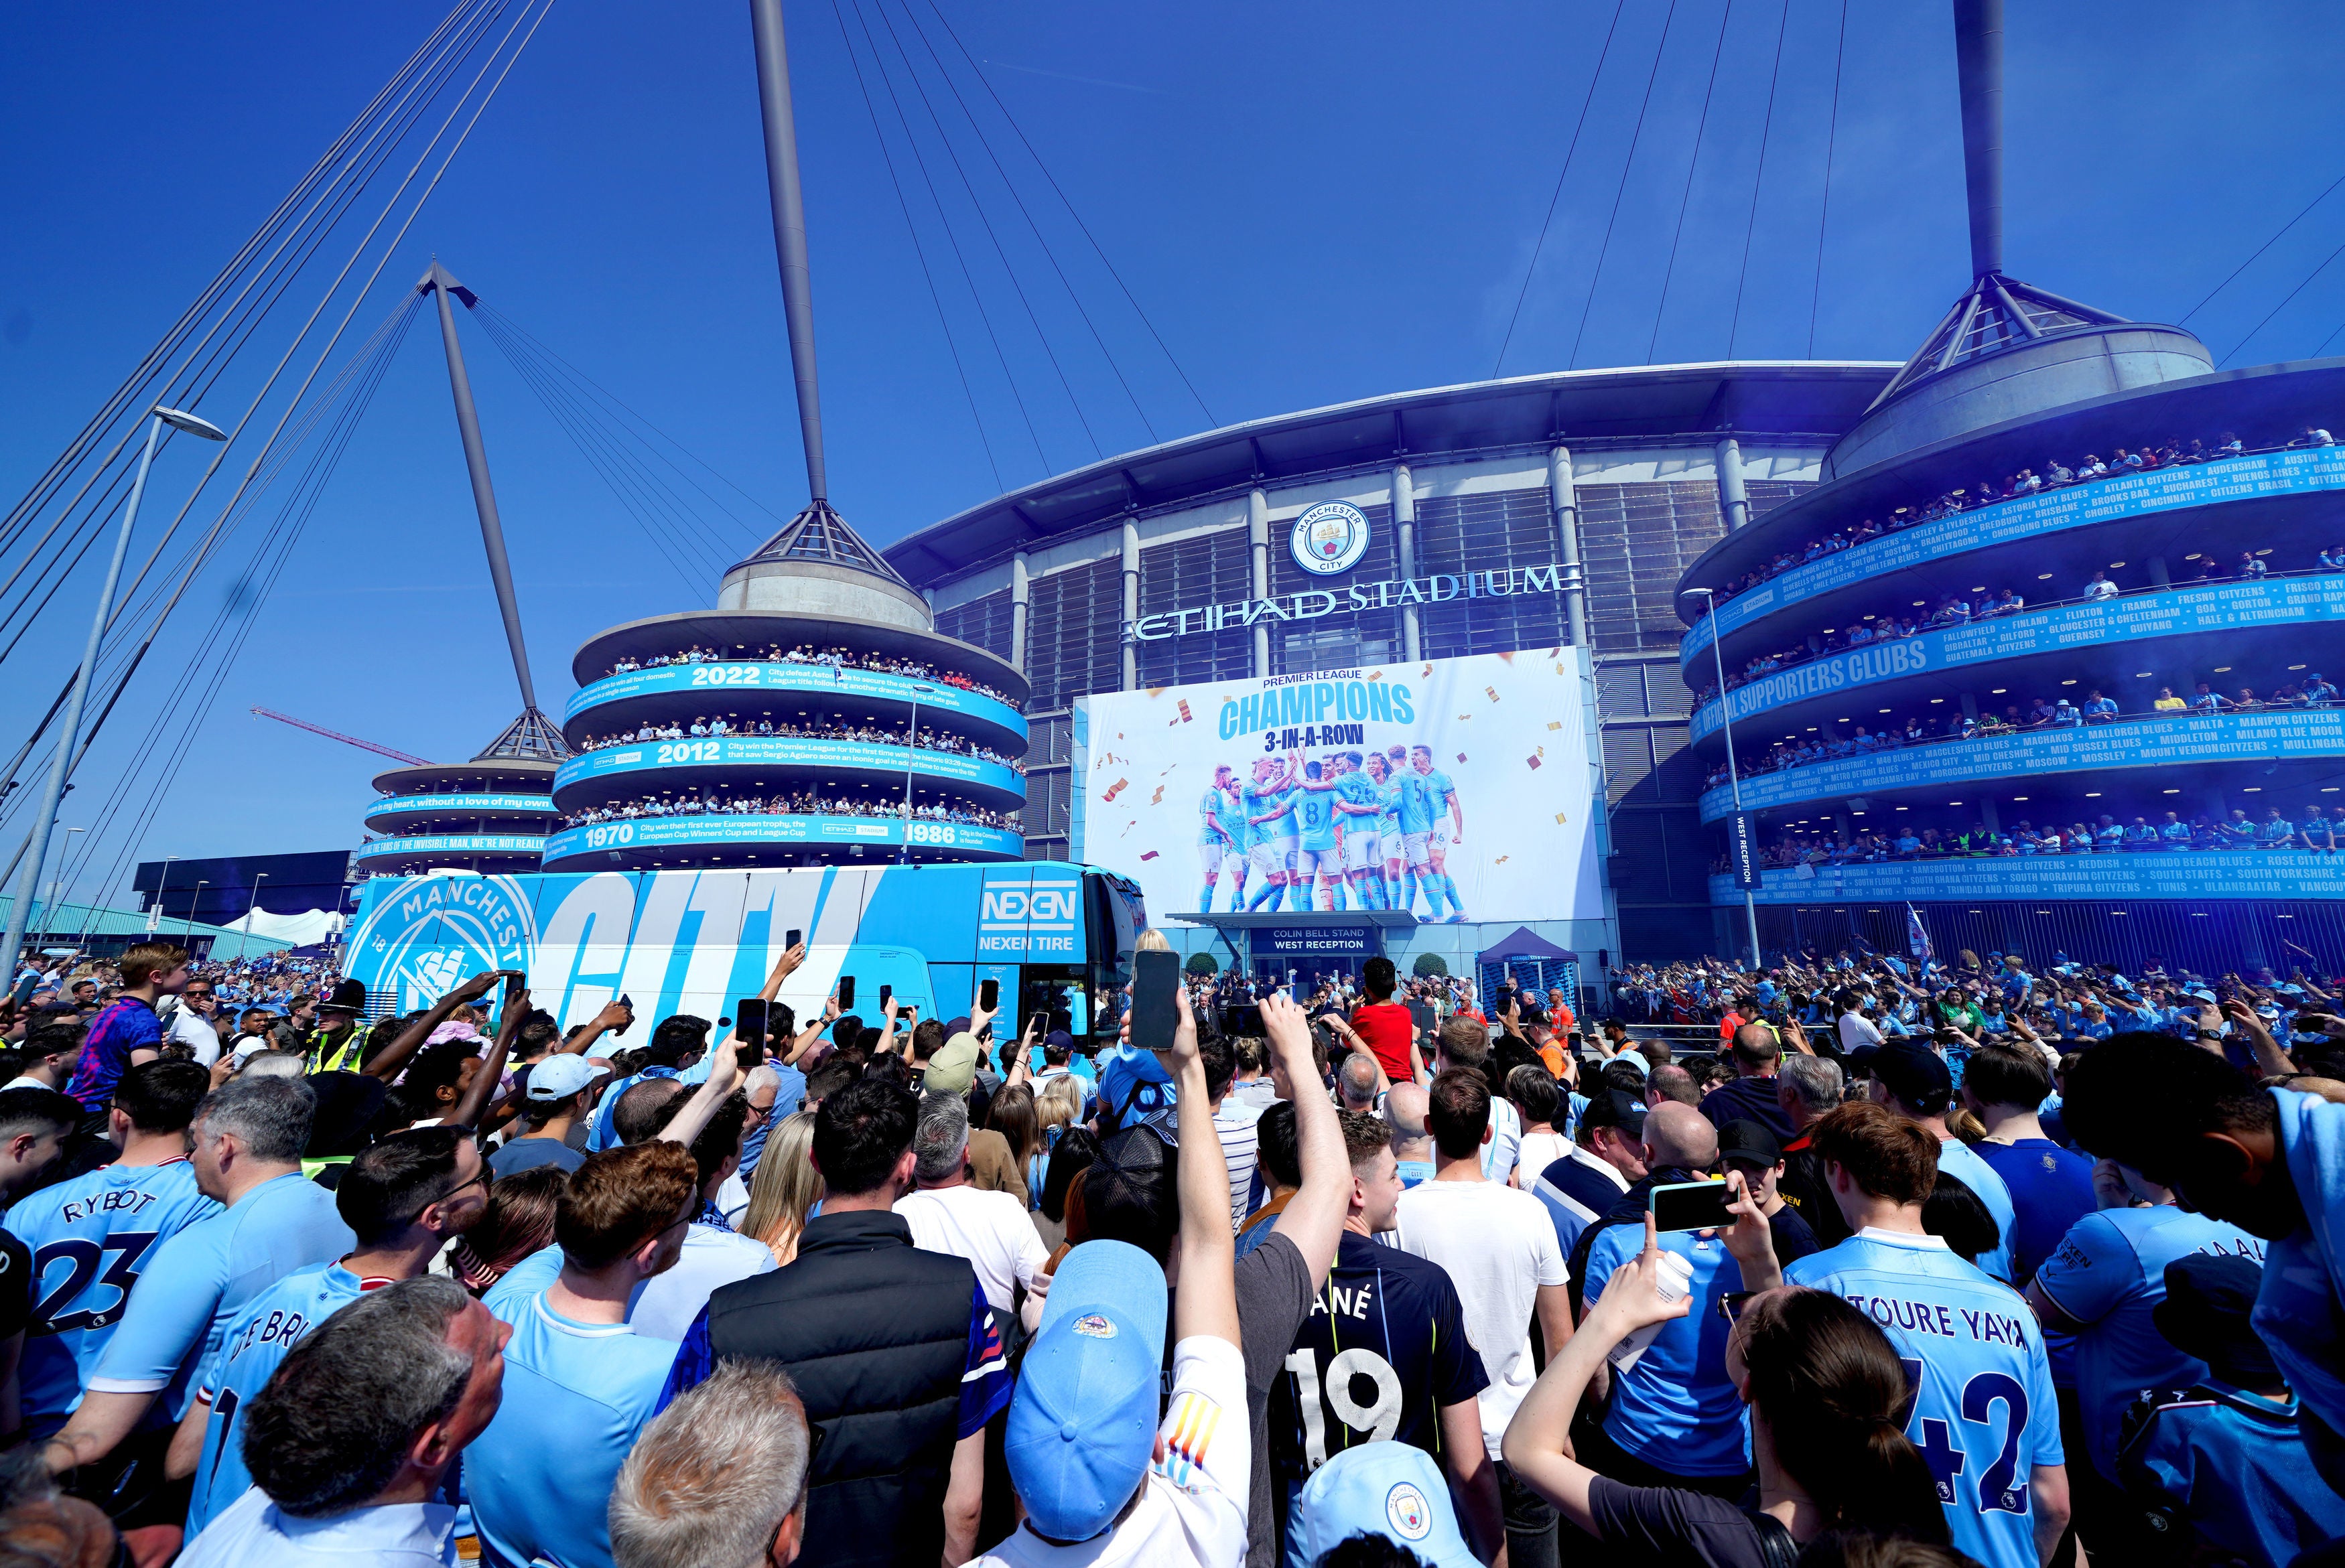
[882,360,1897,585]
[0,896,294,956]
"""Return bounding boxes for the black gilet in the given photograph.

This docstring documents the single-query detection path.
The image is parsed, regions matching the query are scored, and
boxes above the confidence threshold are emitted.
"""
[701,1208,980,1568]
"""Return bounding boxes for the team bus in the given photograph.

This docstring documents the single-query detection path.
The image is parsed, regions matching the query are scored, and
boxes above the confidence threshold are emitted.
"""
[343,860,1144,1044]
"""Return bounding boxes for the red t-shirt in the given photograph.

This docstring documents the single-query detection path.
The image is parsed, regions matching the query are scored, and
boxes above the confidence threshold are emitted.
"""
[1350,1001,1416,1083]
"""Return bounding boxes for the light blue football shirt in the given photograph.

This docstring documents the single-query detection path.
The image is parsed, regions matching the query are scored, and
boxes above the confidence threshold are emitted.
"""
[1239,780,1283,849]
[1211,784,1249,847]
[1936,1137,2017,1283]
[2033,1204,2264,1480]
[184,1261,375,1534]
[1395,770,1433,834]
[1582,1221,1751,1476]
[1416,767,1457,831]
[84,1171,353,1421]
[469,1288,675,1568]
[1198,786,1231,847]
[1293,784,1339,852]
[1786,1228,2064,1568]
[5,1157,219,1437]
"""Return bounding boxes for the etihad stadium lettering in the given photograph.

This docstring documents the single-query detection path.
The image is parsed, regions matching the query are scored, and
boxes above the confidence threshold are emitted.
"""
[1123,563,1567,643]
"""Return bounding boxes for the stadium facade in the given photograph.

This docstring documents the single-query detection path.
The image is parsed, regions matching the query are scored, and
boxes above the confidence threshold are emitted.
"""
[881,363,1899,977]
[1679,275,2345,972]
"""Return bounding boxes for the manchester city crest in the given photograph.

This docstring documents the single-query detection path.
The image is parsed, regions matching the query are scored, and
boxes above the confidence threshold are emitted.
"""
[1289,500,1371,577]
[346,874,537,1013]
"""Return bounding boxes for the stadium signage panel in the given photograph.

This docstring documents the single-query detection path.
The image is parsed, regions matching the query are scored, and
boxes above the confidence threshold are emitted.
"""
[565,662,1023,735]
[364,793,556,818]
[1697,709,2345,821]
[355,834,547,858]
[554,735,1022,796]
[1123,563,1567,643]
[1081,651,1603,924]
[1256,924,1380,956]
[1682,447,2345,662]
[1691,576,2345,738]
[1709,850,2345,906]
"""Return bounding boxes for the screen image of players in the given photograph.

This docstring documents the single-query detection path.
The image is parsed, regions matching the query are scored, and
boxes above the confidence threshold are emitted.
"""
[1235,756,1295,912]
[1402,745,1466,922]
[1197,765,1243,912]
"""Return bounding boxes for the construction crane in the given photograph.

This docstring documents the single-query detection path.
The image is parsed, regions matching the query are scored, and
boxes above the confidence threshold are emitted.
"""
[250,707,430,766]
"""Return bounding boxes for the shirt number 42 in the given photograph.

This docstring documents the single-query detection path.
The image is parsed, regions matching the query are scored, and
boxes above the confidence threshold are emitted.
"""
[1902,1360,2031,1514]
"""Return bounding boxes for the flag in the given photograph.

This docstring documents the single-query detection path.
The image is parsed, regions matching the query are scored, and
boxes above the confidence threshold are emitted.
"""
[1905,904,1934,966]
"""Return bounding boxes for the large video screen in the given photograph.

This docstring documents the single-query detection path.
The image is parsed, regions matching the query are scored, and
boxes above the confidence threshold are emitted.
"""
[1080,651,1602,924]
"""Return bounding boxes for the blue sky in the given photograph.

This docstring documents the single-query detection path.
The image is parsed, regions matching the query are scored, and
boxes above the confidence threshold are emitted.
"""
[3,0,2343,906]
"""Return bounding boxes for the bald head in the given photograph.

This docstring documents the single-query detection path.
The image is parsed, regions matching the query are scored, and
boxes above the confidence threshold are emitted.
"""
[1337,1052,1381,1109]
[612,1077,687,1145]
[1646,1064,1700,1108]
[1385,1082,1430,1155]
[1731,1022,1782,1076]
[1643,1101,1718,1171]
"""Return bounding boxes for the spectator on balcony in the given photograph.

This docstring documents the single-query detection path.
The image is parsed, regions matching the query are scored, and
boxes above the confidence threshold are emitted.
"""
[2293,424,2336,446]
[1980,587,2025,618]
[2023,697,2059,728]
[2052,697,2083,728]
[2161,812,2194,849]
[1893,828,1922,859]
[2153,686,2188,713]
[2303,806,2338,852]
[2082,569,2118,601]
[2044,457,2075,485]
[2094,816,2124,853]
[2219,810,2258,850]
[2239,551,2269,580]
[2113,447,2145,473]
[2190,683,2232,713]
[2215,432,2244,456]
[2306,672,2340,704]
[2082,689,2119,723]
[2232,687,2265,711]
[2125,816,2159,851]
[2322,546,2345,571]
[2077,453,2109,480]
[2261,808,2297,849]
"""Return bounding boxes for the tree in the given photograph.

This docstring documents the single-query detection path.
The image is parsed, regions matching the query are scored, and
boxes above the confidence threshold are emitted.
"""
[1412,953,1449,979]
[1185,951,1219,977]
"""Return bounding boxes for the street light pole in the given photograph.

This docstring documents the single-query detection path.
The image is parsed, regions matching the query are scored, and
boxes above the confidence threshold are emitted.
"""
[186,881,208,942]
[153,855,177,934]
[1688,587,1763,971]
[899,685,932,863]
[0,406,226,986]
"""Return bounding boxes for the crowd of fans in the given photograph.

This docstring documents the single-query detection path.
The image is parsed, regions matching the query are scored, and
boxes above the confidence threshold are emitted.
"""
[598,642,1014,707]
[576,715,1025,772]
[560,792,1022,833]
[1700,421,2338,610]
[3,932,2342,1568]
[1704,658,2340,790]
[1722,798,2345,871]
[1692,547,2341,707]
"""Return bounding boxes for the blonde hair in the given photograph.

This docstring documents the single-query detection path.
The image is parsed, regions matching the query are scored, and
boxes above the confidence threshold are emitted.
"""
[1135,928,1173,952]
[740,1112,823,1267]
[1035,1073,1083,1136]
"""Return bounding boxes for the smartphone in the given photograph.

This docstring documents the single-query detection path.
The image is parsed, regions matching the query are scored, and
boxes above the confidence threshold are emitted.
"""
[615,993,634,1035]
[1649,1180,1737,1234]
[878,983,892,1009]
[734,999,769,1044]
[1130,949,1179,1054]
[785,928,803,950]
[979,977,1000,1011]
[838,975,856,1011]
[1029,1012,1049,1040]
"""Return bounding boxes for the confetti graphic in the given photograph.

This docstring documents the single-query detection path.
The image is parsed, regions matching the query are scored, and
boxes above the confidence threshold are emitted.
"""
[1149,786,1164,805]
[1176,699,1194,723]
[1140,850,1159,860]
[1547,721,1562,731]
[1102,778,1130,802]
[1526,756,1542,770]
[1485,686,1499,701]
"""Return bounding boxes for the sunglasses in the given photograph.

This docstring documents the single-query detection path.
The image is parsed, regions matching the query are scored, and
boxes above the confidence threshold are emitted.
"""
[1718,1291,1759,1324]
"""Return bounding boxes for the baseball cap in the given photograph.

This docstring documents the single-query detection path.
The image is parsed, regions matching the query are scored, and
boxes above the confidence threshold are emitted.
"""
[1717,1119,1782,1169]
[2153,1253,2276,1388]
[1004,1240,1168,1542]
[1606,1048,1650,1080]
[1044,1029,1075,1054]
[1579,1088,1648,1139]
[1862,1040,1952,1114]
[1292,1442,1477,1568]
[527,1054,610,1101]
[1081,1125,1178,1261]
[925,1033,984,1096]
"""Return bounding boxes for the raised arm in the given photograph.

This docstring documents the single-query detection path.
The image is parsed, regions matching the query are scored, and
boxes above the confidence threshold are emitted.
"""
[2222,999,2297,1079]
[658,1036,746,1151]
[1162,986,1238,1348]
[756,941,809,1003]
[1262,991,1345,1291]
[783,994,838,1067]
[437,979,525,1129]
[362,970,503,1082]
[559,998,635,1057]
